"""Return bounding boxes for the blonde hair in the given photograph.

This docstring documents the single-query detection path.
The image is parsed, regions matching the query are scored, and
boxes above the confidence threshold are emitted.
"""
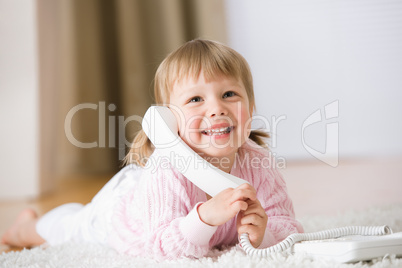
[124,39,269,167]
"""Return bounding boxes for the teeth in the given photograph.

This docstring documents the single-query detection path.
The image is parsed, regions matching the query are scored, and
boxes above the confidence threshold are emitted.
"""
[212,127,227,133]
[202,126,233,135]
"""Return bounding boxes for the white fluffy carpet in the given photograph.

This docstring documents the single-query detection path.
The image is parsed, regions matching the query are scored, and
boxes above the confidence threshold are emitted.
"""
[1,204,402,268]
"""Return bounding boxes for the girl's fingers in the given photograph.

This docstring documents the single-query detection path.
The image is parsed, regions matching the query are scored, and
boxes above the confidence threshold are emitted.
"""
[238,224,264,248]
[232,200,248,212]
[231,184,256,203]
[240,213,266,227]
[237,183,252,189]
[242,202,266,218]
[238,224,259,238]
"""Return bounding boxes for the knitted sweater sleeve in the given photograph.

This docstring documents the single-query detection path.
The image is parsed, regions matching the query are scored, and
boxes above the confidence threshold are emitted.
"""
[257,165,304,248]
[234,142,304,248]
[109,155,217,261]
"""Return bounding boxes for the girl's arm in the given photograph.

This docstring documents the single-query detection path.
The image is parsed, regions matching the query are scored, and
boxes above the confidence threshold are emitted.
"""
[110,159,223,260]
[141,168,255,259]
[142,168,215,260]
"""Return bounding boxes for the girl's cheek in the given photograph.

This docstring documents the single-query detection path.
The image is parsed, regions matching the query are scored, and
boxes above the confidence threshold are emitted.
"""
[239,107,252,138]
[170,106,186,135]
[179,114,203,145]
[187,116,200,130]
[187,118,202,138]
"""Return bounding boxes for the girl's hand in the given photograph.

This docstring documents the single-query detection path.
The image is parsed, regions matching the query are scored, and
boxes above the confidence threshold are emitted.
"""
[197,183,257,226]
[236,198,268,248]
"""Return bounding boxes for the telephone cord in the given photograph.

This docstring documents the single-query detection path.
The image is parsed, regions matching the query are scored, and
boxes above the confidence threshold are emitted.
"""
[239,225,392,257]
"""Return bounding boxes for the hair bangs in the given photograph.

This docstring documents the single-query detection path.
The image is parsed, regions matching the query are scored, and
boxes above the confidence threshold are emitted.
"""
[154,39,254,110]
[174,41,243,85]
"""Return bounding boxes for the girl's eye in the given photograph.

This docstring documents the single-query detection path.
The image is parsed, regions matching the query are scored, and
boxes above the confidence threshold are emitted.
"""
[189,96,202,103]
[223,91,236,98]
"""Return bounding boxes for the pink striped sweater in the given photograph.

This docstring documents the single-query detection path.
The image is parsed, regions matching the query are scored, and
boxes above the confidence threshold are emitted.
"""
[109,140,303,260]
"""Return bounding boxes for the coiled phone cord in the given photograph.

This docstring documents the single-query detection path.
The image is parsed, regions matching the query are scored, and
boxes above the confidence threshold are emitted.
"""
[240,225,392,257]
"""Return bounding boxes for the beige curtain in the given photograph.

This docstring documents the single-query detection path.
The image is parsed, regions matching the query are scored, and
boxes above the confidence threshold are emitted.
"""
[36,0,228,186]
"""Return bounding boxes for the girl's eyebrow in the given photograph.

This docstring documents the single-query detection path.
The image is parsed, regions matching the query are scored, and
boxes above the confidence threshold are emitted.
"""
[179,86,201,97]
[175,78,244,97]
[174,87,201,103]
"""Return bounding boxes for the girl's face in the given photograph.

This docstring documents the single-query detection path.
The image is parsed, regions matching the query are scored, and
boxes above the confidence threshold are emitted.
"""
[169,71,252,169]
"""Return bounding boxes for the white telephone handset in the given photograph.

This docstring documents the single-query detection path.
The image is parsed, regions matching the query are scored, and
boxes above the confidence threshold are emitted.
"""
[142,106,402,263]
[142,105,248,197]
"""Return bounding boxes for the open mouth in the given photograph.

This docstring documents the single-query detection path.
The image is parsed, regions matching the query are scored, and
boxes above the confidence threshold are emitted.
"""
[201,126,234,136]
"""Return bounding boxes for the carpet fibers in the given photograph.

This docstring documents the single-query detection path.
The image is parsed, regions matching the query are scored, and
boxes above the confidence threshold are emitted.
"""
[1,204,402,267]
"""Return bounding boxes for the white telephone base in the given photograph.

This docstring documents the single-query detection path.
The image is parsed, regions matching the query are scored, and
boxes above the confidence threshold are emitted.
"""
[291,232,402,263]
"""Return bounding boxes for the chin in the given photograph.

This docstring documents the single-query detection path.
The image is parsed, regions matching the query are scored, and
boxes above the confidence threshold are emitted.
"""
[197,146,238,160]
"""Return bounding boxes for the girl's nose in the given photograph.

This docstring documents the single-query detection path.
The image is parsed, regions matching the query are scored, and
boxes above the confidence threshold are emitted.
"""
[208,101,228,118]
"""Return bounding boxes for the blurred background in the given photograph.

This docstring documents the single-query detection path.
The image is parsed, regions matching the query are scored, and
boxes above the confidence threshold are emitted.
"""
[1,0,401,216]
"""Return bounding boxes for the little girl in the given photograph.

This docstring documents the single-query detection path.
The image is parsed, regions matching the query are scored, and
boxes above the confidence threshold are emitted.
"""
[2,39,303,260]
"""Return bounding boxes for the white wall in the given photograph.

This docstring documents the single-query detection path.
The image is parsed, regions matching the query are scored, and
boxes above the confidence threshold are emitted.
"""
[225,0,402,162]
[0,0,39,199]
